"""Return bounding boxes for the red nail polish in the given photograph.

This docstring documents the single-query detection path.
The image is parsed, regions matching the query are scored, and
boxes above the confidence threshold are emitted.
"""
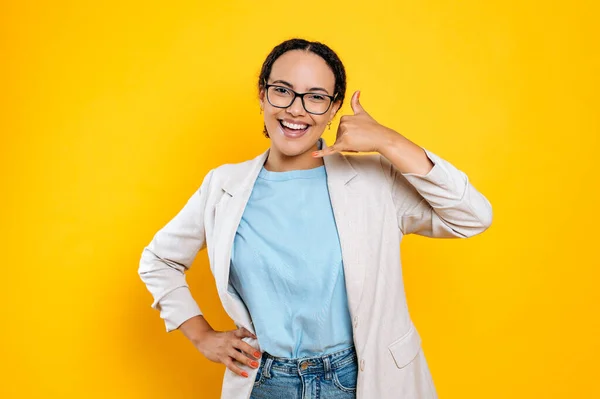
[254,351,261,357]
[251,361,258,367]
[312,151,319,157]
[242,371,248,378]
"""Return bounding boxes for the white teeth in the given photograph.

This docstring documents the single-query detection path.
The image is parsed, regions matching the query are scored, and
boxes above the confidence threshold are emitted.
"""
[281,120,308,130]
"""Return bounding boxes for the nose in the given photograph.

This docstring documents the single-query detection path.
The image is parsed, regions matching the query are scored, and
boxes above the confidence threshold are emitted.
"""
[287,96,306,116]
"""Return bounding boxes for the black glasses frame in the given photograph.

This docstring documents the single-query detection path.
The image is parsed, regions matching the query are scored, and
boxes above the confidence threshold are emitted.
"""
[264,82,338,115]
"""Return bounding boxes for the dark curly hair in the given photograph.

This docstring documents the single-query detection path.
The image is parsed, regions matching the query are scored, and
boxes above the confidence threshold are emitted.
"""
[258,38,347,138]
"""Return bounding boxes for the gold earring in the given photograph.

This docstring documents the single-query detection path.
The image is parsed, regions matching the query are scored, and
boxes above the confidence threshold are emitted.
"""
[260,108,263,114]
[328,122,331,130]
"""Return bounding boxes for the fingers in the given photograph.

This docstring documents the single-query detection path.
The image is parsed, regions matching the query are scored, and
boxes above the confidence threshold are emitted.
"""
[312,145,340,158]
[198,328,261,379]
[229,327,261,378]
[229,346,259,369]
[350,90,364,114]
[223,357,250,378]
[235,340,262,360]
[232,327,261,357]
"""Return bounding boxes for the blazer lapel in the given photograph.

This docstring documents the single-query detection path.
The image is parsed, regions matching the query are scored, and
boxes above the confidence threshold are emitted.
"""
[321,139,366,317]
[213,148,269,327]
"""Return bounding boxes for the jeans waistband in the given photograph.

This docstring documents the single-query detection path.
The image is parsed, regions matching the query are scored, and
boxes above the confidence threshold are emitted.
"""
[259,345,357,377]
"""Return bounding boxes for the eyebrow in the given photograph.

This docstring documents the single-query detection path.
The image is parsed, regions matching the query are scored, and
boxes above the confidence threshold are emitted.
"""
[270,80,331,95]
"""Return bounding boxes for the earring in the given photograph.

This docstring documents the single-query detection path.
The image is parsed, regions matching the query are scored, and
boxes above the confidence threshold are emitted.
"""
[260,108,263,114]
[328,122,331,130]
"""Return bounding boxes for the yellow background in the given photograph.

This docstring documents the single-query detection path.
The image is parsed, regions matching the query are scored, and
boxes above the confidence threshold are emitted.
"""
[2,1,598,398]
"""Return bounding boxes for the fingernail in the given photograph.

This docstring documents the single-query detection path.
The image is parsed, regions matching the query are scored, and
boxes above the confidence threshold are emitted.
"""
[254,351,261,357]
[251,361,258,367]
[358,90,361,99]
[312,151,319,157]
[242,371,248,378]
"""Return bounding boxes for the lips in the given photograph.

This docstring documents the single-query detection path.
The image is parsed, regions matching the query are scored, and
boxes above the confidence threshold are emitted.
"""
[278,120,309,139]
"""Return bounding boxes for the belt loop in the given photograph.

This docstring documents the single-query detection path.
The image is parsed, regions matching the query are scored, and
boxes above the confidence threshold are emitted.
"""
[263,356,274,378]
[323,356,332,380]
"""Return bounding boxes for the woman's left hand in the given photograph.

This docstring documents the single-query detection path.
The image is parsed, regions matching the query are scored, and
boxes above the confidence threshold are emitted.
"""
[312,90,399,157]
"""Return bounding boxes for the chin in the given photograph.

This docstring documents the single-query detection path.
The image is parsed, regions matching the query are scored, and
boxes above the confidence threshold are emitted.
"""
[273,139,310,157]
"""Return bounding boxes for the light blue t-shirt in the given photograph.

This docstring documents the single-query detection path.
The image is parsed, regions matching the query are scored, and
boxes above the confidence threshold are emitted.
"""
[229,152,354,358]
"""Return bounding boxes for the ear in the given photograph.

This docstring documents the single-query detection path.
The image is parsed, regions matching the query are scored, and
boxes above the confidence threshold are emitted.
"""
[330,99,342,118]
[259,88,265,108]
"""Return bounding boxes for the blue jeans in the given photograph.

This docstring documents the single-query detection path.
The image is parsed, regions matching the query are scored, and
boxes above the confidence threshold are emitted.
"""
[250,345,358,399]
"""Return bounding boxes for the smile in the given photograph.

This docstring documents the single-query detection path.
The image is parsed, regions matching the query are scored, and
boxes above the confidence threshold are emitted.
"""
[280,120,308,130]
[278,120,310,139]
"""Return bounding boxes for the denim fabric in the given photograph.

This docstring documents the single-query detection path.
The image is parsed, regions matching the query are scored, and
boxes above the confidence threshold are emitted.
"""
[250,345,357,399]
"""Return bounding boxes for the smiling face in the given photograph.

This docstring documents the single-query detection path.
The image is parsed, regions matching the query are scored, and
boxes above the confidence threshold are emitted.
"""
[259,50,342,158]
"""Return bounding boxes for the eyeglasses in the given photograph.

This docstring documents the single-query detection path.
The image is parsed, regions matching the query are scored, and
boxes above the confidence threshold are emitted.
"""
[265,83,337,115]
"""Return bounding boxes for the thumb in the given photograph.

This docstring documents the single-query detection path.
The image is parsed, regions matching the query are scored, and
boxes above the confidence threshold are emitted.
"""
[238,326,257,339]
[351,90,364,114]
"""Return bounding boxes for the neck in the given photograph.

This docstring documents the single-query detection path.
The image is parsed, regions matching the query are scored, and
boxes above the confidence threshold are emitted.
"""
[264,141,323,172]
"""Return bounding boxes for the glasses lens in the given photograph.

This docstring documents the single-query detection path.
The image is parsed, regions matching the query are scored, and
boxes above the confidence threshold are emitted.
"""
[267,86,294,108]
[303,93,332,114]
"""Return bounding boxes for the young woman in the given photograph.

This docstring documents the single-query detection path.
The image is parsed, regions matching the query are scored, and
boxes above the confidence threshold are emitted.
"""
[139,38,493,399]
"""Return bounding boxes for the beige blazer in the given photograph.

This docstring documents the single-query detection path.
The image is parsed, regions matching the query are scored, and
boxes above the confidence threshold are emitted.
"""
[138,138,493,398]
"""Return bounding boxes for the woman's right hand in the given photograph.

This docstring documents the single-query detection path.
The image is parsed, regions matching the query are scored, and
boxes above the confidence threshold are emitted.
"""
[194,327,262,378]
[178,315,261,378]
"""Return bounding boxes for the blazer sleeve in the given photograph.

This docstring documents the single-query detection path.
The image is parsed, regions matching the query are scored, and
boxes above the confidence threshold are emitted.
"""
[138,169,214,332]
[379,149,493,238]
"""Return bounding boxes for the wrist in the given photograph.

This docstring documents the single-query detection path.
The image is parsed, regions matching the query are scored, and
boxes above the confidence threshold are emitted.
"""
[190,328,214,346]
[376,127,405,156]
[179,315,215,344]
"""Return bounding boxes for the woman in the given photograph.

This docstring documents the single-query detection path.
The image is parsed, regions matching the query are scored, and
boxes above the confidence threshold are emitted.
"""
[138,38,493,399]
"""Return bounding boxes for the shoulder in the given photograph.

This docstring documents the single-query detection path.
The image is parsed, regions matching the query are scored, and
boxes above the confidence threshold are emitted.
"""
[212,158,256,178]
[201,154,263,194]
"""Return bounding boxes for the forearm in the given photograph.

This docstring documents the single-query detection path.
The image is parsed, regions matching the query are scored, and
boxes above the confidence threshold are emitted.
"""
[179,315,215,344]
[377,129,434,176]
[378,132,493,237]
